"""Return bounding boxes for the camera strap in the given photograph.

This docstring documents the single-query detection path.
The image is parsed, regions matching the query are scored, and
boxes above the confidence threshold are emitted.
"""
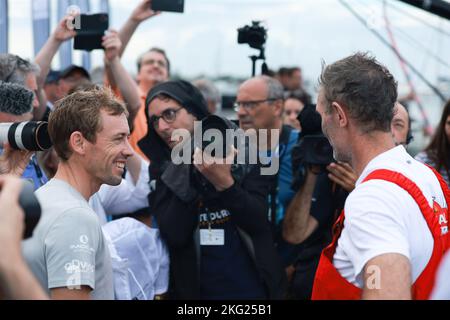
[31,155,46,188]
[269,125,293,226]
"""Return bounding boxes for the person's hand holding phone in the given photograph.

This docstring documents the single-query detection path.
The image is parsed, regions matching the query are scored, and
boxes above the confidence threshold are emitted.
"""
[52,13,78,43]
[131,0,161,23]
[102,30,122,63]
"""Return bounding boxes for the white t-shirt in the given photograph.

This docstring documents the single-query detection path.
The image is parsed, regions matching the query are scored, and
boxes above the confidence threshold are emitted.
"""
[333,145,446,288]
[102,218,169,300]
[22,179,114,299]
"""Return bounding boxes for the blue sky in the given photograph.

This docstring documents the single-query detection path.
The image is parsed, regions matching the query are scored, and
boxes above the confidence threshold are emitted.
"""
[6,0,450,95]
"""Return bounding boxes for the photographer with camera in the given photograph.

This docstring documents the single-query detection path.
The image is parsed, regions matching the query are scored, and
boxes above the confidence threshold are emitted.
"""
[0,81,46,186]
[281,104,349,299]
[0,175,47,300]
[137,80,286,299]
[235,76,301,270]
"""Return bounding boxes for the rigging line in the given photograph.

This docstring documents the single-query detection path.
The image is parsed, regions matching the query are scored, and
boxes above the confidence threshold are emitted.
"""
[390,24,450,70]
[351,0,450,69]
[338,0,447,104]
[383,0,433,136]
[383,0,450,38]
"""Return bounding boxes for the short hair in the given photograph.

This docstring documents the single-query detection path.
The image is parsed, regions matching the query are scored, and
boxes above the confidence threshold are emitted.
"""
[278,67,300,78]
[137,47,170,74]
[277,67,290,77]
[0,54,40,86]
[49,86,128,161]
[0,81,33,115]
[319,52,398,133]
[260,75,284,100]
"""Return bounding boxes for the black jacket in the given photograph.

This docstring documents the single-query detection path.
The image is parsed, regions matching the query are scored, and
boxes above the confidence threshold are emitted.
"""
[138,122,287,299]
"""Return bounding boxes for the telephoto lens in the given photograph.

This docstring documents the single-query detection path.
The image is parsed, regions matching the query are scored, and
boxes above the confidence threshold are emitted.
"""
[0,121,52,151]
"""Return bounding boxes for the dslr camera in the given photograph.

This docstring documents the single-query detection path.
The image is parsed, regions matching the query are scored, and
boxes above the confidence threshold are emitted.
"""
[193,115,251,191]
[162,115,252,203]
[238,21,267,50]
[291,104,334,191]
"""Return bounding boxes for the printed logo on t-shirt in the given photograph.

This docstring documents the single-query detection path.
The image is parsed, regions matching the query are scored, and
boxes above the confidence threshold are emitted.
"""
[199,209,231,227]
[432,200,449,235]
[80,235,89,244]
[69,235,95,255]
[64,259,95,274]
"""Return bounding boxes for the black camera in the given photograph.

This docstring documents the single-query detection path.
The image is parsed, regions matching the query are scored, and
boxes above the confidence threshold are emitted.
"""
[291,105,334,191]
[237,21,267,50]
[194,115,251,187]
[161,115,252,203]
[19,180,41,239]
[0,121,52,151]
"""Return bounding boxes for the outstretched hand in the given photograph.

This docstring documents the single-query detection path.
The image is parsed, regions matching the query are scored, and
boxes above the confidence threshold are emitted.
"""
[131,0,161,23]
[102,29,122,62]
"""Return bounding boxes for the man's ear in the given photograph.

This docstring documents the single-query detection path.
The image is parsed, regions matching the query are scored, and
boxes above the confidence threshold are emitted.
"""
[331,101,348,128]
[69,131,86,156]
[274,99,284,118]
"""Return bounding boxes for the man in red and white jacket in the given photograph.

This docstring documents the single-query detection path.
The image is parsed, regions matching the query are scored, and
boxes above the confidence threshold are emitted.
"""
[313,52,449,300]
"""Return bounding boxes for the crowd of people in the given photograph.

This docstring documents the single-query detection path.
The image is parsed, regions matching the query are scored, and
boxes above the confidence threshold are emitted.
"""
[0,0,449,300]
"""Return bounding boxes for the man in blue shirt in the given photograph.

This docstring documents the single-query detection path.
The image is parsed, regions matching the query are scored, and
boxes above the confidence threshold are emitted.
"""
[236,75,299,228]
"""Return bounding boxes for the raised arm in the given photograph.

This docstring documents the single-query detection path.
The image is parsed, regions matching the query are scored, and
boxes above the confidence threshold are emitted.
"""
[33,14,77,120]
[103,30,141,124]
[282,168,319,244]
[35,14,77,86]
[118,0,160,57]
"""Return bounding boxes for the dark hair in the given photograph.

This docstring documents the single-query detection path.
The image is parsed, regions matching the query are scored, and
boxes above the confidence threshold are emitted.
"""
[137,47,170,74]
[424,99,450,172]
[277,67,300,78]
[0,81,34,115]
[319,52,398,133]
[49,87,128,161]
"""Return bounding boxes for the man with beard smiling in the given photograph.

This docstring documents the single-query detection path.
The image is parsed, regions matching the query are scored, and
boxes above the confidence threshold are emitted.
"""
[22,87,133,299]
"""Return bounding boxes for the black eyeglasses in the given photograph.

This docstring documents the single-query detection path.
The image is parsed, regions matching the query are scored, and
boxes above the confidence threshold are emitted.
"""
[233,98,280,112]
[149,107,183,128]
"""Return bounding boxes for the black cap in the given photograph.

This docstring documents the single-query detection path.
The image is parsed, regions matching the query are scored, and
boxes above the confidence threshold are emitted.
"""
[45,70,61,84]
[138,80,211,167]
[145,80,210,121]
[59,65,91,81]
